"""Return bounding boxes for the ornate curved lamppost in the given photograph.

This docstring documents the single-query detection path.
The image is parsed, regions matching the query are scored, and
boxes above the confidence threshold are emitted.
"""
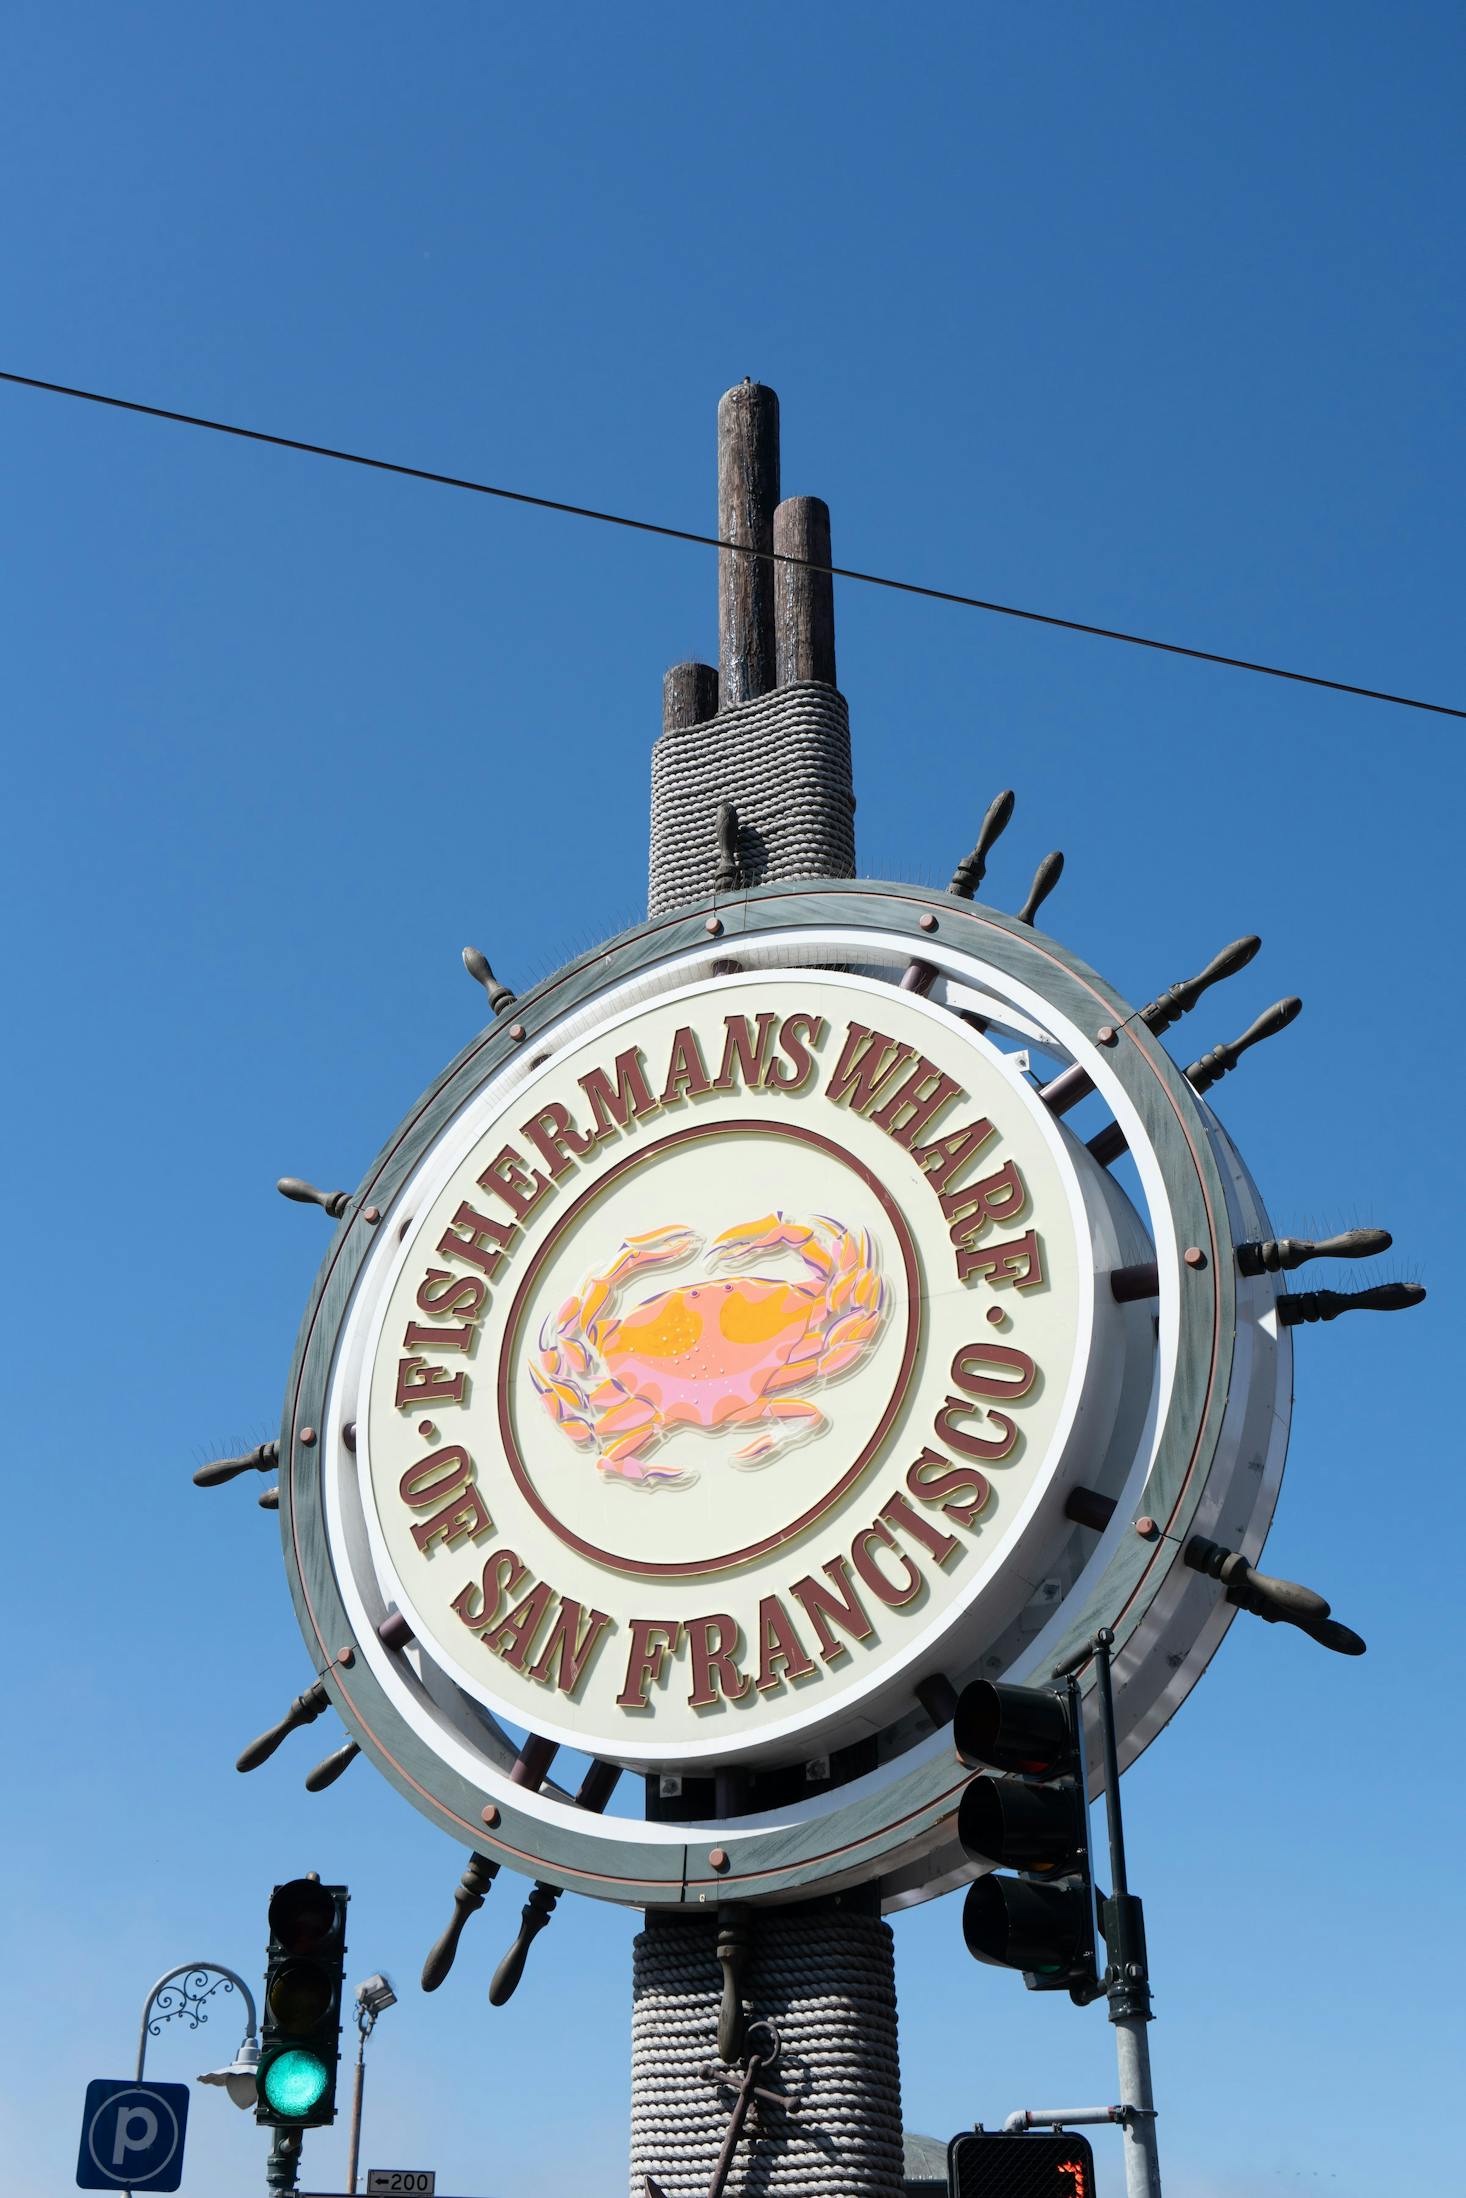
[136,1961,260,2104]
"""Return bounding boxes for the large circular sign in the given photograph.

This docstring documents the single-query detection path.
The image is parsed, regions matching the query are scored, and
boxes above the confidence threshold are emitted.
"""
[348,970,1129,1766]
[279,884,1290,1908]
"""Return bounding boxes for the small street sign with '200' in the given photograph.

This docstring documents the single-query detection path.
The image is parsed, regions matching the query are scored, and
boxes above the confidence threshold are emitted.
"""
[366,2175,435,2195]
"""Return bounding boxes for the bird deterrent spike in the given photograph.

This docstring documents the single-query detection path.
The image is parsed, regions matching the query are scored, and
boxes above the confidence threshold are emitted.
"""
[422,1852,500,1992]
[1277,1281,1426,1327]
[714,800,741,891]
[1016,850,1064,926]
[1186,996,1302,1092]
[237,1680,330,1772]
[1237,1227,1392,1277]
[1139,935,1261,1036]
[462,946,516,1013]
[949,789,1016,899]
[194,1440,279,1488]
[277,1176,350,1219]
[305,1739,360,1792]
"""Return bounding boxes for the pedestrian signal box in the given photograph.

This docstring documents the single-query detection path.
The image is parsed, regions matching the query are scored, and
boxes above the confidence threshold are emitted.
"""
[947,2129,1097,2197]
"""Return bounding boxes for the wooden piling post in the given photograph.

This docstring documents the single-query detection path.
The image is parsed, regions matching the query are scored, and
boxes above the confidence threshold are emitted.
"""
[773,495,836,687]
[717,380,780,705]
[662,661,720,734]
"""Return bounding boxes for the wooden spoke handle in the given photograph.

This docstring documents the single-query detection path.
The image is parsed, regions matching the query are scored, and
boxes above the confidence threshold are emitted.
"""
[422,1851,499,1991]
[194,1440,278,1487]
[237,1680,329,1771]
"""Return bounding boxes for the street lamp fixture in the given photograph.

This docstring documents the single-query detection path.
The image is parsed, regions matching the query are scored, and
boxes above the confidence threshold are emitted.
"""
[346,1973,396,2194]
[197,2034,262,2111]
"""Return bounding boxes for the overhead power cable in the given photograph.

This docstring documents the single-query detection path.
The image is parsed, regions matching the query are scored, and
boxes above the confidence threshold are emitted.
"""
[2,366,1459,722]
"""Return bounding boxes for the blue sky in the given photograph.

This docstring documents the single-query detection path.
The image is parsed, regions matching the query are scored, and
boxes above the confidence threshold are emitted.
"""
[3,5,1463,2194]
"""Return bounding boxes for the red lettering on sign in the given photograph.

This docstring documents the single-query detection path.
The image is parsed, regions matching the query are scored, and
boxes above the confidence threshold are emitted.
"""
[526,1598,614,1698]
[789,1557,875,1664]
[850,1520,924,1608]
[713,1012,778,1092]
[451,1549,530,1634]
[410,1482,493,1557]
[957,1227,1045,1290]
[825,1021,915,1114]
[753,1595,817,1692]
[660,1026,713,1104]
[906,1446,992,1528]
[910,1115,997,1193]
[617,1619,683,1709]
[394,1355,466,1409]
[764,1012,824,1092]
[686,1614,751,1706]
[415,1269,488,1321]
[579,1048,657,1139]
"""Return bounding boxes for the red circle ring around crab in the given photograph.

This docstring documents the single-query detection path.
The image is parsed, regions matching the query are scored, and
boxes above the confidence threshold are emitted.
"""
[497,1119,924,1579]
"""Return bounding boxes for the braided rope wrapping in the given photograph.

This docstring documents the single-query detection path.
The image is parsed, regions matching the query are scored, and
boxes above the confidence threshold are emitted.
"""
[630,1909,905,2197]
[648,683,856,916]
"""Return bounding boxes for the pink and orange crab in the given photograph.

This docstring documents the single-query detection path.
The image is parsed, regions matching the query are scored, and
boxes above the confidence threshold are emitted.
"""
[529,1211,885,1484]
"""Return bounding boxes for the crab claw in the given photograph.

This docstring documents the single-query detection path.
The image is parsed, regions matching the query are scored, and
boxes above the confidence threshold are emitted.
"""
[613,1224,701,1275]
[708,1213,810,1265]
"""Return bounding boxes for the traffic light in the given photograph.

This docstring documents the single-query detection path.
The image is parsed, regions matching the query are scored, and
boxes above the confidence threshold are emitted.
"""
[947,2130,1097,2196]
[256,1877,349,2128]
[953,1679,1097,2000]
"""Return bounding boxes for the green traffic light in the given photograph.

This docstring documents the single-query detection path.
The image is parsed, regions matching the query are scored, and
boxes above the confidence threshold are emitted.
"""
[262,2048,330,2118]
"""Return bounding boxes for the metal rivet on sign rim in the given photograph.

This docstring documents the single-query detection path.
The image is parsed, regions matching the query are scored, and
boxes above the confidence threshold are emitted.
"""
[508,1023,526,1042]
[1184,1246,1207,1269]
[482,1804,500,1828]
[337,1646,355,1667]
[362,1204,380,1224]
[343,1422,357,1452]
[919,912,937,932]
[708,1847,729,1872]
[705,917,723,936]
[1135,1516,1160,1541]
[300,1426,317,1447]
[1097,1024,1118,1046]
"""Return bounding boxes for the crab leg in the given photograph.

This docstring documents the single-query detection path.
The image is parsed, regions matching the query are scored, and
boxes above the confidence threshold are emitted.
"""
[599,1425,687,1484]
[733,1397,824,1464]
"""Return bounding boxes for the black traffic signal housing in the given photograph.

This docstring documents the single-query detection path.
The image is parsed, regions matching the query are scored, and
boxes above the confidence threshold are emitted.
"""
[256,1877,349,2128]
[947,2129,1097,2196]
[954,1679,1098,2001]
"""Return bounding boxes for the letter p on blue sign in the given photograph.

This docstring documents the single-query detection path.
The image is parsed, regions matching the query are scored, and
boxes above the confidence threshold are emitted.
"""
[77,2079,189,2191]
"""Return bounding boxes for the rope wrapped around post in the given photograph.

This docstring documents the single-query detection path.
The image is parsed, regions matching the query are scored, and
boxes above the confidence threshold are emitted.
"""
[631,1906,903,2198]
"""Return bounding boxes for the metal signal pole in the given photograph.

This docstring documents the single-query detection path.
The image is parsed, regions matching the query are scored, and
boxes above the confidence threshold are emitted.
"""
[1090,1628,1162,2198]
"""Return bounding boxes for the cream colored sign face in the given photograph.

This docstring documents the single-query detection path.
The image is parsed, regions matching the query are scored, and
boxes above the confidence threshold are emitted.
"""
[355,971,1099,1764]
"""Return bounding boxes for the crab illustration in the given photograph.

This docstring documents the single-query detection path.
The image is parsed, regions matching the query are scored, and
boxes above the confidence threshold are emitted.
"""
[529,1212,886,1484]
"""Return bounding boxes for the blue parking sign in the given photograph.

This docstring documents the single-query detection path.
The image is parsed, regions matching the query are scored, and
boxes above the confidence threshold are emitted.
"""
[77,2079,190,2191]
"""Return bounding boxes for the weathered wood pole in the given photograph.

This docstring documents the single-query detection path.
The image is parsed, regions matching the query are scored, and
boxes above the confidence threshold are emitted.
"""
[773,496,836,687]
[663,660,720,734]
[717,381,780,706]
